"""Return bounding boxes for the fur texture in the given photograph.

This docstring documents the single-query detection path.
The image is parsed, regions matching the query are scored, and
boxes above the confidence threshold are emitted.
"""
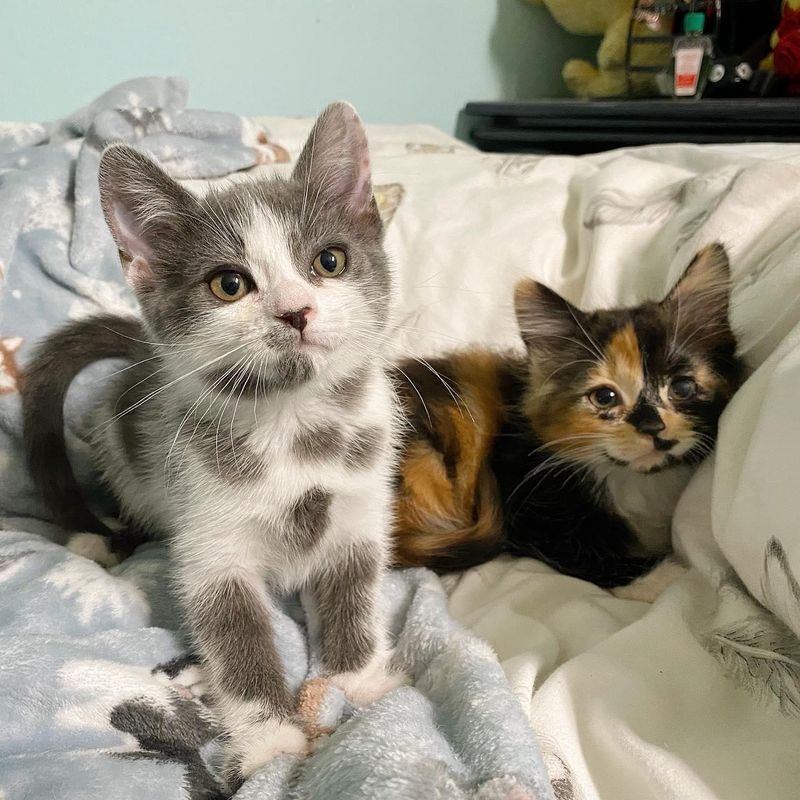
[393,244,743,587]
[22,102,402,782]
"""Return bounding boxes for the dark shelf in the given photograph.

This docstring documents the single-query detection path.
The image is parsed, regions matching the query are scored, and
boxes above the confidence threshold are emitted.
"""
[458,98,800,155]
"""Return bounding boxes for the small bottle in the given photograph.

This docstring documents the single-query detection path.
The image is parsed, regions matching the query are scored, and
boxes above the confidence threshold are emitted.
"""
[673,12,713,98]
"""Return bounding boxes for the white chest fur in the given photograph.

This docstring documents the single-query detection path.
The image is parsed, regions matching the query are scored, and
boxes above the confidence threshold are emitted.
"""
[162,367,397,588]
[600,464,693,554]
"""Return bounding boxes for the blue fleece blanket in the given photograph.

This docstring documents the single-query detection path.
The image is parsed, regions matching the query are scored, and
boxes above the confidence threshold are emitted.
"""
[0,78,552,800]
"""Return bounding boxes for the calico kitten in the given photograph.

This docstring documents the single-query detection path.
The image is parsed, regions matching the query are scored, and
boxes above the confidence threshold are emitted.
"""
[393,243,742,587]
[22,103,404,782]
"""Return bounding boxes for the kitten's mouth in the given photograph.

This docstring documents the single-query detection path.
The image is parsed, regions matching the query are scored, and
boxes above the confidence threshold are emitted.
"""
[605,449,678,474]
[269,327,332,353]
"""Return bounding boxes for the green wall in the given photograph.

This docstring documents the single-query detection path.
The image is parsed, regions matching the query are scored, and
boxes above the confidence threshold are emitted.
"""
[1,0,596,132]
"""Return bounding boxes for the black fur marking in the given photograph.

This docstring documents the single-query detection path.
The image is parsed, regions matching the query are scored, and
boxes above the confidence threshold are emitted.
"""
[117,369,160,472]
[492,367,660,587]
[153,652,202,679]
[392,357,460,443]
[626,400,664,435]
[293,423,344,461]
[289,487,331,552]
[309,544,380,674]
[189,578,292,713]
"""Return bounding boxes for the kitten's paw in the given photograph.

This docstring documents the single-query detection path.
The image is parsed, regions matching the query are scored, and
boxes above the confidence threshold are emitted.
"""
[67,532,120,568]
[153,661,208,701]
[612,558,687,603]
[330,654,410,707]
[233,718,308,779]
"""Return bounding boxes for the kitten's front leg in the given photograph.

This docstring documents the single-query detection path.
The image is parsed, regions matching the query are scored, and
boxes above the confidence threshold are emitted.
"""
[306,542,407,707]
[181,568,307,782]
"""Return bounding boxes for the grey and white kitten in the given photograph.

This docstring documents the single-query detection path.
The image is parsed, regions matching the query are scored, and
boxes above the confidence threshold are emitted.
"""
[22,103,404,781]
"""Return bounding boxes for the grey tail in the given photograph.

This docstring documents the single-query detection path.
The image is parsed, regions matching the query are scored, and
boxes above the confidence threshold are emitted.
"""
[21,314,149,534]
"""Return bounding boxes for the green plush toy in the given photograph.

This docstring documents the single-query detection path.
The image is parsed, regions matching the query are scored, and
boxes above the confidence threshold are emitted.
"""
[527,0,670,97]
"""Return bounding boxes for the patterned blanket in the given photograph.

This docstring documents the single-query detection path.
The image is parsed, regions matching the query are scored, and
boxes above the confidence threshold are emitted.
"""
[0,78,551,800]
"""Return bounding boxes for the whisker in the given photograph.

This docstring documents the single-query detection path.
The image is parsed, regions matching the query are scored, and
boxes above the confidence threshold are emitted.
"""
[164,357,247,481]
[94,341,252,436]
[567,307,605,362]
[377,357,432,428]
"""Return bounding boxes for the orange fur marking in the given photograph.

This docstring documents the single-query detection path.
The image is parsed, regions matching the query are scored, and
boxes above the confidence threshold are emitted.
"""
[596,323,643,406]
[532,404,607,460]
[392,351,507,569]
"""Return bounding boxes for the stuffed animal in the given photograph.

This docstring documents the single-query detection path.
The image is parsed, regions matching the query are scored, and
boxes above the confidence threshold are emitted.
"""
[761,0,800,92]
[527,0,670,97]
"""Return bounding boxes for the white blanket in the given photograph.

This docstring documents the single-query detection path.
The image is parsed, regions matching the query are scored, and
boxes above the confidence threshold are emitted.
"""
[258,117,800,800]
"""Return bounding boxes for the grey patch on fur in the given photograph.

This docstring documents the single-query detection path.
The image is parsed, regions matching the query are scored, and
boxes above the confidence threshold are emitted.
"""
[99,145,249,342]
[190,578,292,713]
[309,543,380,674]
[272,352,315,388]
[204,352,315,400]
[116,369,160,473]
[345,425,383,470]
[293,423,344,461]
[252,178,392,321]
[22,313,150,534]
[191,422,265,484]
[229,107,392,320]
[288,487,331,552]
[328,369,369,408]
[702,615,800,718]
[204,367,270,398]
[110,694,223,800]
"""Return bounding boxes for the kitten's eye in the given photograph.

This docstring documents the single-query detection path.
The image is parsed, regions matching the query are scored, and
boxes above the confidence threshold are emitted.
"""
[669,377,697,401]
[588,386,619,409]
[209,271,251,302]
[312,247,347,278]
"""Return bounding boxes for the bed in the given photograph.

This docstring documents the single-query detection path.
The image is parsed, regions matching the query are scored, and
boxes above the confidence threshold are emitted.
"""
[2,78,800,799]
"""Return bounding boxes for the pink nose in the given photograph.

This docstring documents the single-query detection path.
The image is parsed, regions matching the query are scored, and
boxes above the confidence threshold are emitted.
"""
[277,307,311,333]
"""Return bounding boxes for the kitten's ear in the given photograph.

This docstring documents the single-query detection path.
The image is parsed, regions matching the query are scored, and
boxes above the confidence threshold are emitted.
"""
[665,242,731,323]
[292,102,379,227]
[514,278,583,349]
[98,144,198,290]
